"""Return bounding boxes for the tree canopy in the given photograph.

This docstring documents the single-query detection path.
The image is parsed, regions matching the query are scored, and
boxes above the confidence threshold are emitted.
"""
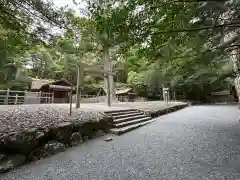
[0,0,239,101]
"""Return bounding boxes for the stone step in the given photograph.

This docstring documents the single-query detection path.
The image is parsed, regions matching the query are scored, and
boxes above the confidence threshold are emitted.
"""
[113,112,144,119]
[113,114,148,124]
[105,109,137,114]
[110,119,155,135]
[107,110,139,116]
[113,116,152,128]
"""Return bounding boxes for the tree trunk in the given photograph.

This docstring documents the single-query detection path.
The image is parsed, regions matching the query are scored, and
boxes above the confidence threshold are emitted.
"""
[75,65,81,108]
[103,46,116,104]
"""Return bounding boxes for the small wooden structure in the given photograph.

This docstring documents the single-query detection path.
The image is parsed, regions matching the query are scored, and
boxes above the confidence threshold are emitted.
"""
[99,87,137,102]
[209,89,236,103]
[31,78,75,104]
[116,88,137,102]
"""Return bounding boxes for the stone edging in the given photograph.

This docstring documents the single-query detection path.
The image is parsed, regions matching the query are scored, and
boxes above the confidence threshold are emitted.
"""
[143,104,189,118]
[0,115,113,174]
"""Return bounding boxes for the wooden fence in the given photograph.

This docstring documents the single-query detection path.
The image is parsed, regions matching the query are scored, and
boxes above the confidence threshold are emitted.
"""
[0,89,150,105]
[0,89,53,105]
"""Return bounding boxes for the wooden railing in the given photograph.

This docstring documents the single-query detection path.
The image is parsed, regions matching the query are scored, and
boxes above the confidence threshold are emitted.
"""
[0,89,53,105]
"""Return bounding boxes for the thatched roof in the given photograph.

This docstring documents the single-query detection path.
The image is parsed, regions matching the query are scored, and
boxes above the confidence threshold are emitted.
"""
[48,79,72,86]
[31,78,74,91]
[48,85,75,91]
[211,90,230,96]
[102,87,135,95]
[116,88,133,95]
[31,78,50,90]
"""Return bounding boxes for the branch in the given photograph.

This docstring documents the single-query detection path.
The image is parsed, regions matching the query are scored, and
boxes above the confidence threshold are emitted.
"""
[159,44,239,62]
[155,22,240,34]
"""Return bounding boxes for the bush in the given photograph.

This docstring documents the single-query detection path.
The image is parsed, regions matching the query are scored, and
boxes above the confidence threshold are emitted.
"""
[11,81,30,91]
[0,83,12,90]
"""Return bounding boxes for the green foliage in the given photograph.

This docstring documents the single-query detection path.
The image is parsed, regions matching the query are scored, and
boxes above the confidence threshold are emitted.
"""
[0,0,239,102]
[0,0,65,40]
[0,80,29,91]
[11,80,30,91]
[0,83,12,90]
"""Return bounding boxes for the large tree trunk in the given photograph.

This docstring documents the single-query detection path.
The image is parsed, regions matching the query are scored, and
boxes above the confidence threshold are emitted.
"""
[103,47,117,104]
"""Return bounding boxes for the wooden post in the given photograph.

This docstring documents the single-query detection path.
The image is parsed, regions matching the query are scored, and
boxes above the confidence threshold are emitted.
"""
[69,76,73,116]
[106,73,111,107]
[162,87,165,101]
[24,90,27,104]
[4,89,10,105]
[39,91,41,104]
[14,94,18,105]
[52,91,54,104]
[76,64,82,109]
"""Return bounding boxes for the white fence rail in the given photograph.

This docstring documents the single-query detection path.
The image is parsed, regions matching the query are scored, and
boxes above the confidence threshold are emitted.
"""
[0,89,148,105]
[0,89,53,105]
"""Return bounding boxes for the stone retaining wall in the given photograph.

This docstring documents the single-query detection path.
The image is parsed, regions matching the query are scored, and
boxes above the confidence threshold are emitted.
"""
[0,117,113,173]
[0,105,113,174]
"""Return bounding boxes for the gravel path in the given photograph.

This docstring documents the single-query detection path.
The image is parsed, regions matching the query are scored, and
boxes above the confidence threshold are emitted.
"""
[0,104,105,133]
[1,105,240,180]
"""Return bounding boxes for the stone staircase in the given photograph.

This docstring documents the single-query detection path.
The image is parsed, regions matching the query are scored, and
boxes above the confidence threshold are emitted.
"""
[105,109,154,135]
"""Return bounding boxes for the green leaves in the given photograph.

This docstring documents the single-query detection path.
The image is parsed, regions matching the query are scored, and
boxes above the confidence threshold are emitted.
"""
[0,0,237,101]
[0,0,66,40]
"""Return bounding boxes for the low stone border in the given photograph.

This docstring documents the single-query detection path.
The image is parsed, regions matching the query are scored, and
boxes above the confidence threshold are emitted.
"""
[143,103,189,118]
[0,115,113,174]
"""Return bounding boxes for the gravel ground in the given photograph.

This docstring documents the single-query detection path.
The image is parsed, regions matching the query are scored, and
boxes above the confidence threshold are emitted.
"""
[134,101,187,112]
[0,101,186,133]
[0,104,105,133]
[1,105,240,180]
[77,101,187,111]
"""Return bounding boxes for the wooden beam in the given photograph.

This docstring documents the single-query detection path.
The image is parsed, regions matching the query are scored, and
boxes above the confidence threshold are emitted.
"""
[84,68,117,76]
